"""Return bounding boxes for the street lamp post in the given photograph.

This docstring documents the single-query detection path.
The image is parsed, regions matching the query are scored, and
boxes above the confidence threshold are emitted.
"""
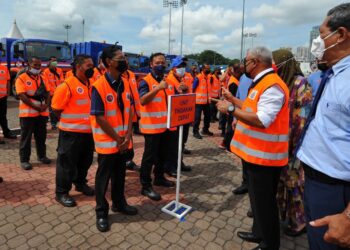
[163,0,179,55]
[240,0,246,61]
[180,0,188,56]
[63,24,72,42]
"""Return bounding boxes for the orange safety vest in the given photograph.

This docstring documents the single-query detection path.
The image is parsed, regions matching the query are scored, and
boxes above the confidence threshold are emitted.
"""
[139,73,176,134]
[227,75,240,89]
[15,72,49,117]
[124,70,140,122]
[92,67,106,83]
[90,74,132,154]
[195,72,211,105]
[230,72,290,167]
[183,72,193,93]
[0,65,10,98]
[52,76,92,133]
[42,67,64,96]
[210,74,221,98]
[65,70,74,79]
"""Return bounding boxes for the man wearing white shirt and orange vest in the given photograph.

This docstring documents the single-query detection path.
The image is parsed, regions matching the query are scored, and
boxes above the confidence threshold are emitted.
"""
[52,54,95,207]
[217,47,289,250]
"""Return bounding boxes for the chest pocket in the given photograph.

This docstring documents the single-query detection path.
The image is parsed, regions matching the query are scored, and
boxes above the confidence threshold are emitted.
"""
[321,100,347,133]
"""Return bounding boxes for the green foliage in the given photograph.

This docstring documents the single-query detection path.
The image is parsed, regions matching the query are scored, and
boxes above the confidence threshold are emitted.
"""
[185,50,240,65]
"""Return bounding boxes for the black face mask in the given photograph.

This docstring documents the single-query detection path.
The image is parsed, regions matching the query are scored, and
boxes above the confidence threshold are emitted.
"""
[317,63,328,72]
[204,69,210,75]
[244,59,252,79]
[153,65,166,76]
[117,60,128,73]
[84,68,94,79]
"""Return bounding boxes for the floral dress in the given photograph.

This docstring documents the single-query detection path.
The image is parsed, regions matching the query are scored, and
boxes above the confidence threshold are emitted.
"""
[277,75,313,232]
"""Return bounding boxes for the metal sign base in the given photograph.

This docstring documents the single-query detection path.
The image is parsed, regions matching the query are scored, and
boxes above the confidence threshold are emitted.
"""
[161,200,192,220]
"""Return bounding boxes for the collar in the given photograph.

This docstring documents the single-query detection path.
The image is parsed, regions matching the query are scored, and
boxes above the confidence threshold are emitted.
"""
[151,71,163,83]
[253,68,274,83]
[105,72,121,85]
[332,54,350,77]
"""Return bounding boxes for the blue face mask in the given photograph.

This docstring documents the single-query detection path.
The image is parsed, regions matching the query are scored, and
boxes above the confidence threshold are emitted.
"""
[153,65,166,75]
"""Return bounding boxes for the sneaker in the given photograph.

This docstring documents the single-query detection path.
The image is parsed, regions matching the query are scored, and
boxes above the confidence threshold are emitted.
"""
[193,132,202,139]
[4,132,17,139]
[183,148,191,154]
[20,162,33,170]
[39,157,52,164]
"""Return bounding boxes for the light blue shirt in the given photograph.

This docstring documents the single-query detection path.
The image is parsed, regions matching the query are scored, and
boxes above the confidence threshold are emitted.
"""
[237,74,252,100]
[297,55,350,181]
[307,70,323,99]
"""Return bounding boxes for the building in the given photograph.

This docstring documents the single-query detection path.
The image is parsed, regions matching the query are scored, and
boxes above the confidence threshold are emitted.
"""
[309,26,320,61]
[6,19,24,39]
[296,46,309,62]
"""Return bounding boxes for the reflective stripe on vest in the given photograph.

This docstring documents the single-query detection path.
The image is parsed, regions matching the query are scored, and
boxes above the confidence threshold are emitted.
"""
[235,123,288,142]
[151,97,162,103]
[92,125,127,135]
[139,123,167,130]
[60,113,89,119]
[106,110,116,117]
[95,141,117,149]
[26,90,35,95]
[231,140,288,161]
[0,91,7,95]
[140,111,167,118]
[19,109,39,115]
[59,122,91,131]
[76,99,89,105]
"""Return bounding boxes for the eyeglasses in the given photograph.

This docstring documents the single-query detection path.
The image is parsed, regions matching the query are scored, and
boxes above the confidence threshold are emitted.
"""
[111,58,126,62]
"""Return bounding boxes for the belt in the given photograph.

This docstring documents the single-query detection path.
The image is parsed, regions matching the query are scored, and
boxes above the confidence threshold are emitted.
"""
[302,162,350,186]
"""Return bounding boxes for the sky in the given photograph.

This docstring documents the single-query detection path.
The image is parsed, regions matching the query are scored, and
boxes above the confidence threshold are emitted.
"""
[0,0,344,59]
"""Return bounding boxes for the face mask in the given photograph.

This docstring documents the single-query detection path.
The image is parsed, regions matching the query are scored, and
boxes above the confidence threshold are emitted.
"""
[244,60,252,79]
[153,65,166,75]
[311,30,338,60]
[84,68,94,79]
[117,60,128,73]
[276,56,295,69]
[51,61,58,67]
[175,67,186,77]
[204,69,210,75]
[317,62,328,72]
[29,68,41,75]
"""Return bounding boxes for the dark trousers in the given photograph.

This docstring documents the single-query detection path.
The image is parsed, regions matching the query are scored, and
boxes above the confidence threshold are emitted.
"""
[193,104,210,133]
[55,130,94,194]
[95,152,127,219]
[244,160,282,250]
[210,102,218,121]
[48,105,58,126]
[304,175,350,250]
[183,123,190,149]
[140,130,176,188]
[0,96,10,135]
[223,114,234,151]
[241,159,249,187]
[219,113,227,133]
[19,116,48,163]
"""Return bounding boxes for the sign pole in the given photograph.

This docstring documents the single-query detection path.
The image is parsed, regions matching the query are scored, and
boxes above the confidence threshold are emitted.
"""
[175,125,183,209]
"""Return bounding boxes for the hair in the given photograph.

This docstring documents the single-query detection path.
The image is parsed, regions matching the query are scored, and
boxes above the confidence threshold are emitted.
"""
[247,46,272,67]
[71,54,92,74]
[49,56,57,60]
[150,52,165,62]
[201,63,210,72]
[101,45,122,69]
[327,3,350,31]
[28,56,40,64]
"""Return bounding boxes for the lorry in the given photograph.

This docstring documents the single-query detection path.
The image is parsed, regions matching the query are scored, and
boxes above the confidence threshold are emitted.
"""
[0,37,72,95]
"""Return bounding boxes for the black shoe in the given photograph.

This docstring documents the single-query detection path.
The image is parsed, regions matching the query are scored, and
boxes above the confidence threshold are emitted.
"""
[183,148,191,154]
[126,161,140,171]
[283,227,306,237]
[55,194,77,207]
[4,133,16,139]
[237,231,262,244]
[232,184,248,195]
[141,187,161,201]
[0,140,5,144]
[181,164,192,172]
[166,170,177,178]
[247,208,253,218]
[153,178,175,188]
[0,177,3,183]
[201,129,214,136]
[111,204,138,215]
[39,157,51,164]
[193,132,202,139]
[96,218,109,232]
[20,162,32,170]
[75,184,95,196]
[251,246,268,250]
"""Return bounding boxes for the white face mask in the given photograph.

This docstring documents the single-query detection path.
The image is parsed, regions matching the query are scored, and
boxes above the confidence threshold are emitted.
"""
[175,67,186,77]
[311,30,338,60]
[29,68,41,75]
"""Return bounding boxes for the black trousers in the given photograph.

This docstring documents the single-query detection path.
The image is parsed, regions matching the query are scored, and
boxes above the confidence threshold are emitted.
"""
[48,105,58,126]
[210,102,218,121]
[140,130,176,188]
[183,123,190,148]
[55,130,94,195]
[193,104,210,133]
[241,159,249,187]
[95,152,127,219]
[223,114,234,151]
[219,113,227,133]
[19,116,48,163]
[0,96,10,136]
[243,160,282,250]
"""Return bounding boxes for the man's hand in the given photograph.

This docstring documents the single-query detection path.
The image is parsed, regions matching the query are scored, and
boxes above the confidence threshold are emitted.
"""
[216,100,231,114]
[178,82,188,93]
[40,103,48,112]
[222,87,234,102]
[157,80,168,91]
[310,212,350,248]
[118,136,130,152]
[116,136,125,147]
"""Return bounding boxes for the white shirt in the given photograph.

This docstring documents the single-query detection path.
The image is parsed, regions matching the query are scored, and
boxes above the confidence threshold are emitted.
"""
[253,68,285,128]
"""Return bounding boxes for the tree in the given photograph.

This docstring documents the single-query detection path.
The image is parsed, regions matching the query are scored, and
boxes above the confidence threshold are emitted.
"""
[186,50,239,65]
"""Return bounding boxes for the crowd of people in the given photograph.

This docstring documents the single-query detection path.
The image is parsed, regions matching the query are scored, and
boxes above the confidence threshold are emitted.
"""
[0,2,349,249]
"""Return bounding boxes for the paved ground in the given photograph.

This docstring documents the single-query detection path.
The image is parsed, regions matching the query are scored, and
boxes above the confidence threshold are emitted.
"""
[0,98,309,249]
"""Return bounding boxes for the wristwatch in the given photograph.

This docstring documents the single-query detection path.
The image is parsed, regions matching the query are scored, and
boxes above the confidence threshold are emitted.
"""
[228,104,235,113]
